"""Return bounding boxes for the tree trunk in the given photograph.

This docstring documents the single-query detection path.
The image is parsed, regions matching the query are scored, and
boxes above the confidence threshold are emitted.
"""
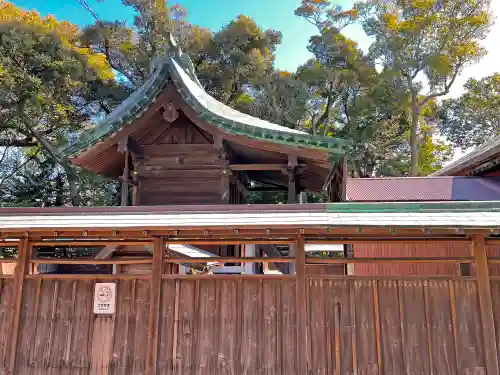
[410,91,419,176]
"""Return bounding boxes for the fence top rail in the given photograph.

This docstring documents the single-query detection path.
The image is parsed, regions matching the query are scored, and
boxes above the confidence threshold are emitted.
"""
[306,257,475,264]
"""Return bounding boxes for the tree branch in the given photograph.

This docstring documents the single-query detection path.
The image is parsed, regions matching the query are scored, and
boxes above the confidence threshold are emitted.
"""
[101,38,140,88]
[418,64,462,107]
[0,150,39,190]
[0,138,38,147]
[75,0,100,22]
[23,120,81,206]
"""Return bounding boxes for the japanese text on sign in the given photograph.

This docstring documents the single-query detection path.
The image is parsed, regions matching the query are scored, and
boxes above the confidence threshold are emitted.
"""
[93,283,116,314]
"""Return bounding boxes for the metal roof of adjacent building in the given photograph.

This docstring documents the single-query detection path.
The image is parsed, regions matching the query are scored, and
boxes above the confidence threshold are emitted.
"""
[346,176,500,201]
[1,201,500,230]
[433,136,500,176]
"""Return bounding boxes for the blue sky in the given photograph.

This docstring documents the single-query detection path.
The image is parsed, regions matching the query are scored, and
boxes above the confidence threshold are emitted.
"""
[12,0,369,71]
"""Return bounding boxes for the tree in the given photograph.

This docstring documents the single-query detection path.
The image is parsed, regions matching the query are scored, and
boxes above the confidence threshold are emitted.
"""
[235,70,309,128]
[0,1,124,206]
[294,1,412,176]
[79,1,281,106]
[362,0,492,175]
[79,0,212,89]
[438,73,500,149]
[196,15,282,106]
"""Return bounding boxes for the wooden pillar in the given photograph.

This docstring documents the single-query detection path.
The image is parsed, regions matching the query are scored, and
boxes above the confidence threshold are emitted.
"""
[221,168,231,203]
[286,155,298,204]
[287,171,297,204]
[147,237,164,375]
[131,155,139,206]
[7,237,31,375]
[345,244,354,275]
[473,234,499,375]
[121,150,130,206]
[295,235,307,373]
[340,157,347,201]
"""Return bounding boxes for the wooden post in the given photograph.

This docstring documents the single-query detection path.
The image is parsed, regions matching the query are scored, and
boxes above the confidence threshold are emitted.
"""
[340,157,347,201]
[121,150,130,206]
[287,172,296,204]
[295,235,307,373]
[147,236,164,375]
[7,237,31,375]
[221,168,231,204]
[473,234,499,375]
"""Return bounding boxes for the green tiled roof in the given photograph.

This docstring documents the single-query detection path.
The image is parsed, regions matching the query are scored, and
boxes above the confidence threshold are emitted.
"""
[326,200,500,213]
[63,34,350,159]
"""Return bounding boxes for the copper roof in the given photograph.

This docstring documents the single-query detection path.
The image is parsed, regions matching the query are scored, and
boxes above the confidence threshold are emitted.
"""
[346,177,500,201]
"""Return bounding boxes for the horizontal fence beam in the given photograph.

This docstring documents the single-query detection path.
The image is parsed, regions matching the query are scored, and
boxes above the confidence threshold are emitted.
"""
[305,238,471,244]
[306,257,474,264]
[25,274,153,280]
[31,240,153,247]
[0,241,19,247]
[164,257,294,263]
[165,239,296,245]
[306,275,477,280]
[161,274,296,280]
[485,258,500,263]
[30,258,152,265]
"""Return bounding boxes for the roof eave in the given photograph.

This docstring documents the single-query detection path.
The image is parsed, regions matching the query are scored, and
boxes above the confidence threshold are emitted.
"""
[62,39,351,165]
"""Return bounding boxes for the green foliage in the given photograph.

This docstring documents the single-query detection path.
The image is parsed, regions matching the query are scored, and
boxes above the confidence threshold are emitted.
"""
[235,70,309,128]
[0,0,491,208]
[196,15,282,106]
[438,73,500,149]
[0,1,125,206]
[362,0,492,175]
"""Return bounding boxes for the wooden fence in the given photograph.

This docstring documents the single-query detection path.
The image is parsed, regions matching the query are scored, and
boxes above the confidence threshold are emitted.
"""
[0,236,499,374]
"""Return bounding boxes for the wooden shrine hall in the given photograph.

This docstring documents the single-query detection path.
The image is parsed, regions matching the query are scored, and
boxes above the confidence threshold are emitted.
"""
[1,35,500,375]
[65,34,349,206]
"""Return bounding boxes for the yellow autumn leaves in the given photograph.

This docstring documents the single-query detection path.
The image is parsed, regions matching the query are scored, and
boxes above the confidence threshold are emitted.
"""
[0,1,113,81]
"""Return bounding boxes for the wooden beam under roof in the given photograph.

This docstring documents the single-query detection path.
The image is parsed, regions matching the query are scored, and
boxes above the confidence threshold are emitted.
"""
[230,164,304,171]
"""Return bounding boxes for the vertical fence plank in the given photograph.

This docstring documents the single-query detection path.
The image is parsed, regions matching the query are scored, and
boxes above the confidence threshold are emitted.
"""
[373,280,382,375]
[295,236,307,374]
[7,238,29,375]
[378,280,404,375]
[147,237,164,375]
[423,281,434,375]
[474,235,499,375]
[397,281,407,375]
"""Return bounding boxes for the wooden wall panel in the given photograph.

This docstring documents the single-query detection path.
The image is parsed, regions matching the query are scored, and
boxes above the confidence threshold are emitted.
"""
[400,280,430,375]
[281,279,298,375]
[426,280,457,374]
[487,243,500,276]
[306,264,344,276]
[378,280,404,375]
[490,280,500,368]
[157,279,297,375]
[15,278,149,375]
[353,243,471,276]
[306,277,485,375]
[0,279,14,373]
[6,272,491,375]
[453,280,486,373]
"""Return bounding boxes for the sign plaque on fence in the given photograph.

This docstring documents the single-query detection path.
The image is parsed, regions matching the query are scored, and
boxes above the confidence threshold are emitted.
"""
[93,282,116,314]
